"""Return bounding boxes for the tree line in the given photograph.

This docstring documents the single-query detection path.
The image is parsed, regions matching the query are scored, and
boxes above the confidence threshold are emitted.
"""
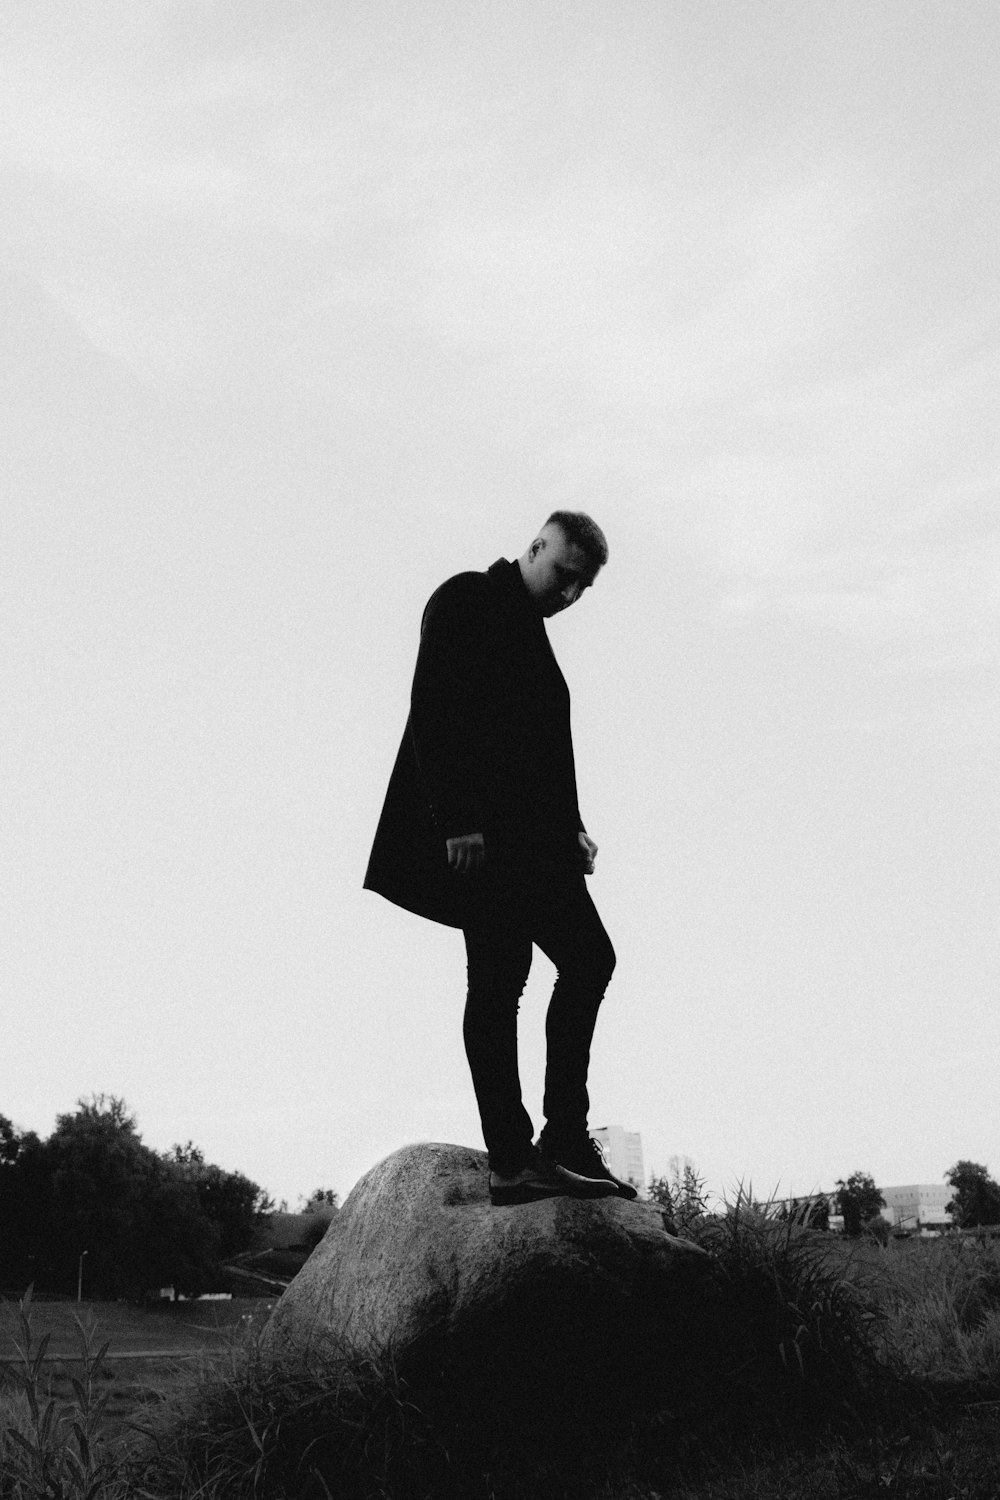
[835,1161,1000,1236]
[647,1157,1000,1237]
[0,1096,273,1299]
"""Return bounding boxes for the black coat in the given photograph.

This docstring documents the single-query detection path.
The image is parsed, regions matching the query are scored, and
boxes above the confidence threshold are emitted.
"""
[364,558,585,928]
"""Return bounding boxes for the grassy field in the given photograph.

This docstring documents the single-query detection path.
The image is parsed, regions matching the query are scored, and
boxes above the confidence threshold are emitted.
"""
[2,1226,1000,1498]
[0,1297,274,1445]
[0,1297,273,1357]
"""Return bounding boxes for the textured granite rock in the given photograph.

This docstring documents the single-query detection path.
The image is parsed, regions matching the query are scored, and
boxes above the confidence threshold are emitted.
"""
[264,1141,711,1369]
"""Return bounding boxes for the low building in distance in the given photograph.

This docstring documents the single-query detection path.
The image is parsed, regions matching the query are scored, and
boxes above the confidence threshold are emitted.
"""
[777,1183,954,1235]
[879,1183,952,1234]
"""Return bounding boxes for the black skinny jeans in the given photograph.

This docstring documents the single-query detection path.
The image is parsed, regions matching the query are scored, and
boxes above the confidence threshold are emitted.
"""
[462,858,616,1176]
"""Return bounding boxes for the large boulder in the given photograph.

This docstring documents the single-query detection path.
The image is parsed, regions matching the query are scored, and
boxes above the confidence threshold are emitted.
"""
[264,1141,712,1384]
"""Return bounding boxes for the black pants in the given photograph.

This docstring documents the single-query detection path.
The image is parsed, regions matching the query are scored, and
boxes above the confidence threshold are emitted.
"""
[462,860,616,1176]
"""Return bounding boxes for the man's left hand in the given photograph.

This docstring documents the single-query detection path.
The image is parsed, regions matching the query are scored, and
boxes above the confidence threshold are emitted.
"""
[577,832,598,874]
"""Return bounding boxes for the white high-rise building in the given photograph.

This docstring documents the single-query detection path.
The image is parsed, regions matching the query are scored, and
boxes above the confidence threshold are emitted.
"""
[590,1125,646,1197]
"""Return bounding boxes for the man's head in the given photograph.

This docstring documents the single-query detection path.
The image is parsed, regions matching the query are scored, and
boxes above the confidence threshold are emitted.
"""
[517,512,609,618]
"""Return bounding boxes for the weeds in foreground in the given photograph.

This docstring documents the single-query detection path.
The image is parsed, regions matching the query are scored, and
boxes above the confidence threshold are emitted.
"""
[122,1200,910,1499]
[123,1334,441,1500]
[4,1226,1000,1499]
[691,1191,897,1425]
[1,1288,116,1500]
[875,1234,1000,1393]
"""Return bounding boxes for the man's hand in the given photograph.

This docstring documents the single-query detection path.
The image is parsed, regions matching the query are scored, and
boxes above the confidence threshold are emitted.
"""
[447,832,485,875]
[577,832,598,874]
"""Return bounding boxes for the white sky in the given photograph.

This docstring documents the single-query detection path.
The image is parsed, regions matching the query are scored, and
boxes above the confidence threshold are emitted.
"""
[2,1,998,1210]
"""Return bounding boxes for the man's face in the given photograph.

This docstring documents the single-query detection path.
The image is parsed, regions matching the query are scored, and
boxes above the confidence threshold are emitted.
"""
[523,529,597,617]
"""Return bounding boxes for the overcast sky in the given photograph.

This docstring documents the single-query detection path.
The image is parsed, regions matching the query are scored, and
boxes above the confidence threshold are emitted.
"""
[3,1,997,1210]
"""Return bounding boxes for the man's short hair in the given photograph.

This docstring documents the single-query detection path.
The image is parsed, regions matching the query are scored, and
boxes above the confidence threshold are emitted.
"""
[544,511,609,575]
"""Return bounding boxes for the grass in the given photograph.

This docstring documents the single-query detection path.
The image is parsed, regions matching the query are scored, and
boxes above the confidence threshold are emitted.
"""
[2,1216,999,1499]
[0,1298,272,1450]
[0,1298,267,1357]
[875,1234,1000,1392]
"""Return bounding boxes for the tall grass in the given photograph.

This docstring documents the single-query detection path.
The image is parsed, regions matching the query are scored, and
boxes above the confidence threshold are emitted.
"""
[4,1221,1000,1499]
[86,1200,913,1499]
[873,1234,1000,1392]
[1,1288,116,1500]
[685,1192,898,1433]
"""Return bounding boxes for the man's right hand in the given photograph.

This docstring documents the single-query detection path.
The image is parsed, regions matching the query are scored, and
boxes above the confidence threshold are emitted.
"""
[446,832,485,875]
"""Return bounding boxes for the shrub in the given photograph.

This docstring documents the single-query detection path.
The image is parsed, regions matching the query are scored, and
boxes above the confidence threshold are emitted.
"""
[120,1197,906,1499]
[680,1193,900,1440]
[123,1335,446,1500]
[8,1220,1000,1498]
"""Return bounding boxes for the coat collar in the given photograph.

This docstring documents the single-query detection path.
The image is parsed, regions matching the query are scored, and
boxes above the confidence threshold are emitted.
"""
[486,557,540,621]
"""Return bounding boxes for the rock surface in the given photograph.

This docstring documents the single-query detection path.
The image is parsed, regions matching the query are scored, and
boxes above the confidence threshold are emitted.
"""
[264,1141,712,1372]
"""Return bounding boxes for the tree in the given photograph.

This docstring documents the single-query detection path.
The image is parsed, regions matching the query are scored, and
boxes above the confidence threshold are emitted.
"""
[302,1188,339,1212]
[0,1115,46,1292]
[945,1160,1000,1229]
[40,1095,218,1297]
[191,1162,267,1257]
[1,1114,41,1167]
[0,1097,275,1297]
[1,1114,20,1166]
[167,1141,205,1169]
[835,1171,885,1237]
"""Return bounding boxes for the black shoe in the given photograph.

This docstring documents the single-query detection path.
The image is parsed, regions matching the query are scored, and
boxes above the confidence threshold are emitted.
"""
[489,1148,617,1206]
[539,1133,639,1200]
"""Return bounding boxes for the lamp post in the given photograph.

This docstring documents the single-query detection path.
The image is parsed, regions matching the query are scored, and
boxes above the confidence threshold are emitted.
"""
[77,1249,88,1304]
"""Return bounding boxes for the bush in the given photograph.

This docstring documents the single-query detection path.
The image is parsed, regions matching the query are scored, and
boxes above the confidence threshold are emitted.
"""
[118,1198,907,1499]
[6,1224,1000,1498]
[683,1194,899,1438]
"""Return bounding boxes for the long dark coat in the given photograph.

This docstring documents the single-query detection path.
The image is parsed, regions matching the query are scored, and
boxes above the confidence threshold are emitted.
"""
[364,558,585,928]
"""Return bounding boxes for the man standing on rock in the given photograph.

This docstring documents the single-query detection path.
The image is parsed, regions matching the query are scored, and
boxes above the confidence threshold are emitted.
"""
[365,513,636,1206]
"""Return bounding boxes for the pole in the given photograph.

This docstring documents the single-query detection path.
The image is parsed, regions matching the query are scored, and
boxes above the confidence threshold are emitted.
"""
[77,1250,88,1303]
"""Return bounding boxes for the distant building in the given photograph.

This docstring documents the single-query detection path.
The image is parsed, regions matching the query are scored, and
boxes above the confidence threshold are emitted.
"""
[590,1125,646,1197]
[822,1183,953,1235]
[878,1184,953,1234]
[776,1184,953,1236]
